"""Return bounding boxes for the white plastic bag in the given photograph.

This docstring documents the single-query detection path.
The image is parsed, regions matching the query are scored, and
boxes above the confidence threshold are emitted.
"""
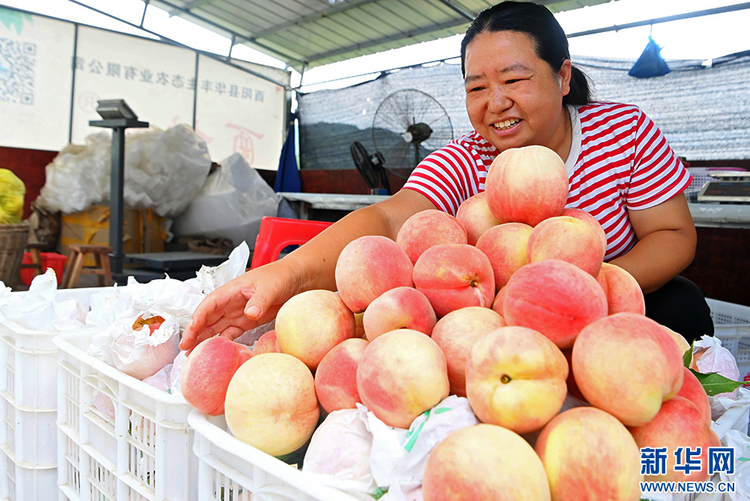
[36,124,210,217]
[171,153,279,248]
[0,268,87,332]
[110,309,181,380]
[303,408,377,500]
[368,395,479,494]
[692,335,742,398]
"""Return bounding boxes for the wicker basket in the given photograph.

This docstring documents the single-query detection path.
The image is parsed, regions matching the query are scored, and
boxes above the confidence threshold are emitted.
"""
[0,222,30,288]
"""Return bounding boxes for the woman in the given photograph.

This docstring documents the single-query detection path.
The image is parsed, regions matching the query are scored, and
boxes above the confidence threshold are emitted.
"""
[181,1,712,351]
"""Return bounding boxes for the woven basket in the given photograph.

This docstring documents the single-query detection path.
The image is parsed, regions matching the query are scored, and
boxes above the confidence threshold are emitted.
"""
[0,222,30,288]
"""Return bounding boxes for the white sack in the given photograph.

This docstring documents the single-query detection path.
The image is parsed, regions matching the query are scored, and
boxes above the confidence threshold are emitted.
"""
[36,124,210,217]
[171,153,279,248]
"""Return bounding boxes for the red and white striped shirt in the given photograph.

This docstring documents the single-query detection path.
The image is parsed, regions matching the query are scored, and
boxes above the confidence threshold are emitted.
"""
[402,101,692,261]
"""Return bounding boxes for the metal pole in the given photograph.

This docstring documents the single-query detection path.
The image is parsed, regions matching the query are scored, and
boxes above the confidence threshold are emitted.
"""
[109,127,126,275]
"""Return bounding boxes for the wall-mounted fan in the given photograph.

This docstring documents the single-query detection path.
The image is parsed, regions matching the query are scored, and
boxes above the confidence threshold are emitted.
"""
[371,89,454,177]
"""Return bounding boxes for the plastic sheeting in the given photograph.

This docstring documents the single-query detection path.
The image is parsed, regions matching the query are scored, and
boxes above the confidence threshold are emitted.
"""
[35,124,211,217]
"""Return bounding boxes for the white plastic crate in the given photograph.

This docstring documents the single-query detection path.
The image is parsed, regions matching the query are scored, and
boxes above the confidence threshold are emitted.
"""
[0,287,100,410]
[706,298,750,385]
[0,448,57,501]
[55,330,197,501]
[0,394,56,466]
[0,287,101,481]
[188,410,360,501]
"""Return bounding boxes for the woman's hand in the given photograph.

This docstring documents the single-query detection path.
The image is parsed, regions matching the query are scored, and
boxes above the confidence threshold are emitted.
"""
[179,259,302,351]
[179,189,438,352]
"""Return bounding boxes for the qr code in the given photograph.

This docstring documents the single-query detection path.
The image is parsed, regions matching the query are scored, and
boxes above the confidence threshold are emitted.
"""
[0,38,35,105]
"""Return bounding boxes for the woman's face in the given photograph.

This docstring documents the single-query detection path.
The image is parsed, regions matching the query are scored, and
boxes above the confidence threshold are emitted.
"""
[464,30,572,157]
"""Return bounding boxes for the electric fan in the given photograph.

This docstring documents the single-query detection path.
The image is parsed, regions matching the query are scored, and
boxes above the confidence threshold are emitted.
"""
[371,89,454,177]
[350,141,391,195]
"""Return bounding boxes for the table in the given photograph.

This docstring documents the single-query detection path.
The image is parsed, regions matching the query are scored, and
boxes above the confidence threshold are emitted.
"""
[279,193,389,221]
[689,203,750,229]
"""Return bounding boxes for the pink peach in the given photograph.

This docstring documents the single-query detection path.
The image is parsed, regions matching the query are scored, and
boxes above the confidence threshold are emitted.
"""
[596,262,646,315]
[314,338,369,413]
[335,235,414,312]
[431,306,506,396]
[475,222,533,290]
[503,259,608,349]
[363,286,436,341]
[396,209,468,263]
[527,216,605,277]
[456,192,503,245]
[484,145,569,226]
[413,243,495,317]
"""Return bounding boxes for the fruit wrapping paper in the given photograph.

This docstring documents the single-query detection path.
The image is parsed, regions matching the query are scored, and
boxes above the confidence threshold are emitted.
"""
[0,268,88,331]
[302,395,478,501]
[84,242,251,381]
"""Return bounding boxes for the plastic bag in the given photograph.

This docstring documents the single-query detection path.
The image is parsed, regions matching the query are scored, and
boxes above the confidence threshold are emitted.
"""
[171,153,279,248]
[110,309,181,380]
[35,124,210,217]
[368,395,479,494]
[0,268,87,332]
[0,168,25,224]
[692,335,742,398]
[303,408,377,500]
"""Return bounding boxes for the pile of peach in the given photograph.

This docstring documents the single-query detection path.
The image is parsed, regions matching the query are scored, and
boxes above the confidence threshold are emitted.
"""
[181,145,718,501]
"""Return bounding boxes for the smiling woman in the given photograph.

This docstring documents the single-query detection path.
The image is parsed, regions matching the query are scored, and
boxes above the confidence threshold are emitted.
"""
[180,1,714,355]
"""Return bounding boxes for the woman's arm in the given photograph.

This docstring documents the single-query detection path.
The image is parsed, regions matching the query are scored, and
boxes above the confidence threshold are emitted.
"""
[180,189,437,351]
[608,193,696,294]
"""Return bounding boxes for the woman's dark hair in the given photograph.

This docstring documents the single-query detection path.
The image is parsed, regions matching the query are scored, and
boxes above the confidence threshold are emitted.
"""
[460,1,591,105]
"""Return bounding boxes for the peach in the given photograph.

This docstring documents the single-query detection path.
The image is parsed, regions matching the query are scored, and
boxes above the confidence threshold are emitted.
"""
[274,289,356,371]
[431,306,506,396]
[561,347,586,402]
[677,366,712,425]
[465,326,569,434]
[353,312,366,338]
[413,243,495,317]
[356,329,449,429]
[335,235,414,312]
[596,262,646,315]
[561,207,608,253]
[629,396,722,482]
[225,352,320,457]
[362,286,436,341]
[664,325,691,357]
[456,192,503,245]
[535,407,643,501]
[491,286,507,316]
[180,336,251,416]
[572,312,684,427]
[422,424,551,501]
[484,145,568,226]
[396,209,468,263]
[527,216,605,277]
[252,330,281,355]
[314,338,369,413]
[503,259,608,349]
[475,222,533,290]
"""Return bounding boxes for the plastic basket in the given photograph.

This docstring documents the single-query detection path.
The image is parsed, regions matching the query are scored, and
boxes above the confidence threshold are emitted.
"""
[188,410,360,501]
[706,298,750,385]
[0,223,29,289]
[0,448,57,501]
[55,330,197,501]
[20,252,68,286]
[0,287,101,478]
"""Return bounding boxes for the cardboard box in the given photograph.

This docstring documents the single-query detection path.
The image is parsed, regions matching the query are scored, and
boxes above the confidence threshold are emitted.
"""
[60,206,166,266]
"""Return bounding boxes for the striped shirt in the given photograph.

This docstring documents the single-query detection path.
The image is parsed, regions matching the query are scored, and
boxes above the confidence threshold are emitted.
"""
[402,101,692,261]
